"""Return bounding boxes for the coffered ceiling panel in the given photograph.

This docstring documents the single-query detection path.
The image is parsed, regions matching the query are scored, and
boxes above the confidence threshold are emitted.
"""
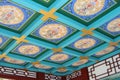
[0,0,119,76]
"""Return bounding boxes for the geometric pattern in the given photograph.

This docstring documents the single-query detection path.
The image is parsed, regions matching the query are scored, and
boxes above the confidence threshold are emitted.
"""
[11,42,46,58]
[98,14,120,38]
[45,74,61,80]
[0,0,119,76]
[66,70,81,80]
[33,63,52,70]
[31,19,77,44]
[88,54,120,80]
[0,35,11,50]
[63,0,116,22]
[93,46,119,57]
[0,0,35,31]
[67,35,104,52]
[0,66,36,78]
[2,57,25,65]
[71,58,89,67]
[44,52,75,64]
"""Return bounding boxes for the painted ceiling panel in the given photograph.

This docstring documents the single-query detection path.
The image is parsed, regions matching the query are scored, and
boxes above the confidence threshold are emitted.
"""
[63,0,116,22]
[0,0,120,76]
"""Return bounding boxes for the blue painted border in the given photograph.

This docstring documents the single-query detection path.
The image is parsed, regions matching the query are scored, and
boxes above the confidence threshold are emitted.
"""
[11,42,46,58]
[63,0,116,22]
[0,0,35,30]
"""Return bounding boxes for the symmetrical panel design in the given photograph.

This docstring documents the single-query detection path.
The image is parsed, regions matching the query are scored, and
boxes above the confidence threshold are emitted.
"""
[93,46,119,58]
[45,74,61,80]
[0,0,119,76]
[31,19,77,44]
[67,35,104,52]
[66,70,81,80]
[44,52,75,64]
[3,57,25,65]
[88,54,120,80]
[11,42,46,58]
[72,57,88,67]
[0,35,11,50]
[98,14,120,37]
[33,63,52,70]
[0,0,35,31]
[63,0,116,22]
[0,66,36,78]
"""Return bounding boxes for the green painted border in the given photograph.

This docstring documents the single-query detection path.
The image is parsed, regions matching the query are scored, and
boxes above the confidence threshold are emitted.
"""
[0,0,40,33]
[57,0,120,26]
[96,28,120,39]
[10,46,49,59]
[33,0,56,7]
[93,48,120,58]
[0,39,13,52]
[30,19,79,45]
[66,38,105,54]
[0,12,40,33]
[43,57,76,65]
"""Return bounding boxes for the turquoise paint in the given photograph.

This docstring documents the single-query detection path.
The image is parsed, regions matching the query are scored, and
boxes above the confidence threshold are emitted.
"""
[99,49,120,60]
[8,53,36,62]
[63,48,84,57]
[56,12,86,30]
[89,56,99,61]
[27,37,57,49]
[54,70,72,76]
[4,42,17,55]
[41,61,61,67]
[114,36,120,41]
[58,32,82,48]
[36,50,53,61]
[21,15,44,36]
[0,28,20,37]
[62,57,80,67]
[93,30,113,42]
[88,7,120,29]
[0,0,119,76]
[0,62,24,69]
[25,63,33,69]
[49,0,69,10]
[11,0,48,11]
[29,68,50,74]
[85,43,109,56]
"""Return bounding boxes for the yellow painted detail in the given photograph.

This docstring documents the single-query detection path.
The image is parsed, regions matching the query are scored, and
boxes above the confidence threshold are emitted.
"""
[13,36,28,44]
[40,8,58,21]
[81,28,95,36]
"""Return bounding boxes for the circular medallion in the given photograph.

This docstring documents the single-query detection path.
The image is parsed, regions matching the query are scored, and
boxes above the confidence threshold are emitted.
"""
[57,68,67,72]
[107,18,120,32]
[72,59,88,66]
[4,57,24,64]
[0,5,24,25]
[50,53,69,62]
[0,37,2,44]
[74,38,96,49]
[34,64,51,69]
[95,46,115,56]
[39,24,67,39]
[73,0,105,16]
[18,45,40,55]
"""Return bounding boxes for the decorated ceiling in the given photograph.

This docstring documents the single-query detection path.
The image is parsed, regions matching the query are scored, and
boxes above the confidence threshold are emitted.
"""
[0,0,120,76]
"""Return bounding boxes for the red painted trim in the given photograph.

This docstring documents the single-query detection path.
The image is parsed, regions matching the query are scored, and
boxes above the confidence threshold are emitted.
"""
[62,76,67,80]
[66,67,89,80]
[37,72,45,80]
[0,67,89,80]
